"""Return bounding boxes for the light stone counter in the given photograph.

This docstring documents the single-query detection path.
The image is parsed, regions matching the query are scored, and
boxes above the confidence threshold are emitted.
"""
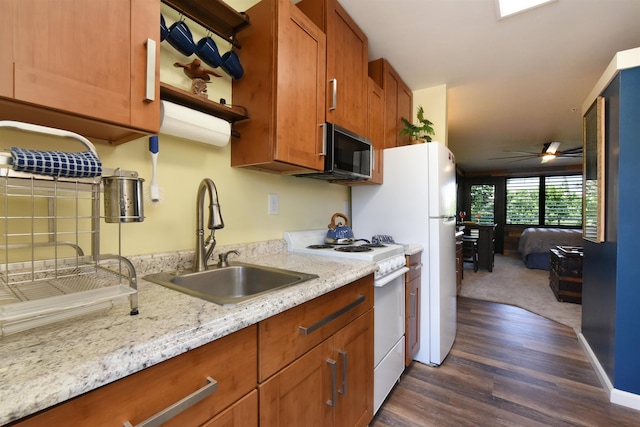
[0,241,377,425]
[403,243,424,256]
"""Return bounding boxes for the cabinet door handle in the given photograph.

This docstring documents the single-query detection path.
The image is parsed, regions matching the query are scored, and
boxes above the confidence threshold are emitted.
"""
[123,376,217,427]
[338,350,348,395]
[299,294,365,335]
[326,359,337,407]
[409,292,416,319]
[329,78,337,111]
[144,38,156,102]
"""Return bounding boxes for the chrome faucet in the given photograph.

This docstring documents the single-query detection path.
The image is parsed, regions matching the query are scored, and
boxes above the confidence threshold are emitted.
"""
[194,178,224,272]
[217,250,239,268]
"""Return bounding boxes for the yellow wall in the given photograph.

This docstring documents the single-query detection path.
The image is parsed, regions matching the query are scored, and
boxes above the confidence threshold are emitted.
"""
[412,84,448,146]
[97,138,349,256]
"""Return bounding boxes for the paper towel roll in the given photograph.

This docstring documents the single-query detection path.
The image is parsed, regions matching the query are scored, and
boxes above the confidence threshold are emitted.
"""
[160,100,231,147]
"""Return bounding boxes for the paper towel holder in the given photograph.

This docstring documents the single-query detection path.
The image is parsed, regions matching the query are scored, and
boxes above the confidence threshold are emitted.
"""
[159,82,248,138]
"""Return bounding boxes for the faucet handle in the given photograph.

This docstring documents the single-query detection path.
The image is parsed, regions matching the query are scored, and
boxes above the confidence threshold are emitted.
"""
[217,250,239,268]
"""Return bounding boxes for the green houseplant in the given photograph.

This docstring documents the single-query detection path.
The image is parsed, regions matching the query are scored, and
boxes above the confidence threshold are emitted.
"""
[400,105,435,143]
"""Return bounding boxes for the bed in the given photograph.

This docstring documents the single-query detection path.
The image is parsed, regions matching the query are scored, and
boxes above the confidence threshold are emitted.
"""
[517,228,583,270]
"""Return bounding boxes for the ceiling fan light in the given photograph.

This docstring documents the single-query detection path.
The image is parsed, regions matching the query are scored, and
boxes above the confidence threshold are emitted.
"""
[546,141,561,154]
[541,154,556,163]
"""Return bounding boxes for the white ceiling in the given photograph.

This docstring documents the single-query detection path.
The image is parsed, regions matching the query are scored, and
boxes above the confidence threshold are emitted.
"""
[338,0,640,174]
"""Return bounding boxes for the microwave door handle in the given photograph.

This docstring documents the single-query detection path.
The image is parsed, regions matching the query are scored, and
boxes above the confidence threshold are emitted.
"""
[320,123,327,156]
[371,146,375,171]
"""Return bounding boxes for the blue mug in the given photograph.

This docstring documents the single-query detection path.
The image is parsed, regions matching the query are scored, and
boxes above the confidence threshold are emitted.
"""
[166,20,196,56]
[196,36,222,68]
[220,50,244,79]
[160,14,169,42]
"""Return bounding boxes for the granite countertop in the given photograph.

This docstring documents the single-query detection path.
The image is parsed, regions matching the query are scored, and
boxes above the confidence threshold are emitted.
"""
[403,243,424,256]
[0,243,378,425]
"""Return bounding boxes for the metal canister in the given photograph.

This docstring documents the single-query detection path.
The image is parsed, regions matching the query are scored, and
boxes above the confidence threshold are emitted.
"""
[103,175,145,223]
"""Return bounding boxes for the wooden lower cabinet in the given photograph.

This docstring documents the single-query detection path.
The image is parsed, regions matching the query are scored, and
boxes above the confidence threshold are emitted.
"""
[201,390,258,427]
[12,277,374,427]
[12,325,257,427]
[405,252,422,366]
[456,232,463,294]
[260,309,373,427]
[333,309,374,426]
[259,274,374,427]
[260,339,334,427]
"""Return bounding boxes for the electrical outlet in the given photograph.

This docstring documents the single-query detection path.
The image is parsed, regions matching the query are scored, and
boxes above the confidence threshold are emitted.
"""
[268,194,279,215]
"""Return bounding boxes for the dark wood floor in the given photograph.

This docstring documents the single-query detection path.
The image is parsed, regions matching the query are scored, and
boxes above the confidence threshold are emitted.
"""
[372,297,640,427]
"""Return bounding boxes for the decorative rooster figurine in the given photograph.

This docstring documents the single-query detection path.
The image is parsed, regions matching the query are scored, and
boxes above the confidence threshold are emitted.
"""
[173,58,221,98]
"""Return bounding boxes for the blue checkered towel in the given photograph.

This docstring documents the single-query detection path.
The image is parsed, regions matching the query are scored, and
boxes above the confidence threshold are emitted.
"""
[10,147,102,178]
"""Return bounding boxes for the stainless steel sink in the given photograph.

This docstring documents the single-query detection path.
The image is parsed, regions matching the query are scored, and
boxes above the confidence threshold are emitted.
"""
[143,263,318,305]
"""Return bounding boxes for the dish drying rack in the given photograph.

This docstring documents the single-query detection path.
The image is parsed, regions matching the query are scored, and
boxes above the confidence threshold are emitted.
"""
[0,121,139,336]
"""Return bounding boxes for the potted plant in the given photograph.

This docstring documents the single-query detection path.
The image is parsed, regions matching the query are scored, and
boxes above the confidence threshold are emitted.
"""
[400,105,435,143]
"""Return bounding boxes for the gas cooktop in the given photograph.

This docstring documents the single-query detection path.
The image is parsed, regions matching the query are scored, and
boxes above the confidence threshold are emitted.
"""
[284,230,405,262]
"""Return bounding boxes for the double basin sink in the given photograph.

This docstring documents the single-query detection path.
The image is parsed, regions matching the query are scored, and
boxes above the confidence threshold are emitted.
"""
[144,263,318,305]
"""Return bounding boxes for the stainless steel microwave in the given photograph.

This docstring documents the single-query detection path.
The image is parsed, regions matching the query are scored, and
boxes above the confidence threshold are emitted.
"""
[296,123,372,182]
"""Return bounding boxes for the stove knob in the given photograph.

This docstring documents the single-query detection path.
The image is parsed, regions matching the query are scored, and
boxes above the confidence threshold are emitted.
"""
[378,262,388,275]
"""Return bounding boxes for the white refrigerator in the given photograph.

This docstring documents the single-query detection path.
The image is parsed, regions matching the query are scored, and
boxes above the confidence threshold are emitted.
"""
[351,142,457,366]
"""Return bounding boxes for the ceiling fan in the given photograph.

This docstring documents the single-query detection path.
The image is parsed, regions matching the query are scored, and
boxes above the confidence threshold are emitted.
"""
[490,141,583,164]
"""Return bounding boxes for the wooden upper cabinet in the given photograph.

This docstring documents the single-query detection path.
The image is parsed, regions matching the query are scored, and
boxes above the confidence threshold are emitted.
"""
[325,0,368,136]
[366,78,384,184]
[397,82,413,146]
[297,0,369,137]
[0,0,160,144]
[368,58,413,148]
[0,1,14,99]
[231,0,326,173]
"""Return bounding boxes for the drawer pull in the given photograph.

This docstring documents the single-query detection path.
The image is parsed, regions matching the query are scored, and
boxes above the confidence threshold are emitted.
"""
[299,294,366,335]
[338,350,348,395]
[123,376,218,427]
[327,359,337,407]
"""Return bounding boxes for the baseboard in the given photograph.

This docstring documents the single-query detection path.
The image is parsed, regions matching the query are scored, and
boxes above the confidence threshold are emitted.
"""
[578,333,614,393]
[578,333,640,411]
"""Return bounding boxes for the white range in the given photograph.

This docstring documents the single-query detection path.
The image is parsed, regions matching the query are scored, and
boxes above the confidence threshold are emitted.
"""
[284,229,409,414]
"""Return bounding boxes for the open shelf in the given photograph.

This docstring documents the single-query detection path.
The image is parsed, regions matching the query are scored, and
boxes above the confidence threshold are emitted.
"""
[160,0,250,136]
[160,82,248,137]
[162,0,250,49]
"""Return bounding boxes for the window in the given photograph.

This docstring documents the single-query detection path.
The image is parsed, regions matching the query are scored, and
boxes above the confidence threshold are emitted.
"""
[506,177,539,224]
[470,184,495,223]
[545,175,582,226]
[506,175,582,226]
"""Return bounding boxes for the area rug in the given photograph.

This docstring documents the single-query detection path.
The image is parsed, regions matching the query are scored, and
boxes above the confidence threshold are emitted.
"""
[459,253,582,332]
